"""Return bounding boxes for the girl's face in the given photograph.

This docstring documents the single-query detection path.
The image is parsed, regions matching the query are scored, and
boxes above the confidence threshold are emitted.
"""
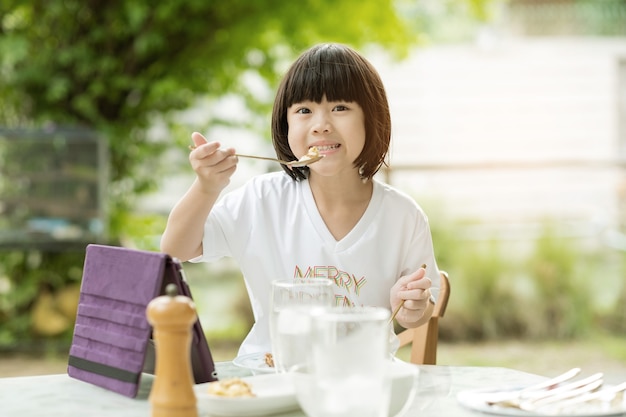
[286,96,365,177]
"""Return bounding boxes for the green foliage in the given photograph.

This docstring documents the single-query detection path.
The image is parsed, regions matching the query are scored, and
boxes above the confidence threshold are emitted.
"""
[0,0,416,237]
[397,0,503,43]
[525,225,594,339]
[0,250,84,347]
[599,252,626,334]
[0,0,416,349]
[116,212,168,253]
[433,216,622,342]
[0,0,493,350]
[454,240,526,340]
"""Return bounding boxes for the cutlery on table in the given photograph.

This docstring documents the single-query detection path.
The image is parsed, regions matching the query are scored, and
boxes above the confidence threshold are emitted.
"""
[480,368,581,406]
[518,374,604,411]
[485,370,606,410]
[536,381,626,414]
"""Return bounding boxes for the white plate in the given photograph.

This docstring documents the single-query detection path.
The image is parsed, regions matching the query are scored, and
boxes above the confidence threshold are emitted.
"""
[232,352,277,375]
[195,373,298,417]
[457,386,626,417]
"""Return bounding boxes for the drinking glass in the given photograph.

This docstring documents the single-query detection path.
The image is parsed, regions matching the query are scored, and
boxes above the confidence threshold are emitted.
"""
[269,279,334,373]
[304,306,392,417]
[293,361,419,417]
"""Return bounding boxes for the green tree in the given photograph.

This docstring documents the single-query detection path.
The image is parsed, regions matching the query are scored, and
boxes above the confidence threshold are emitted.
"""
[0,0,492,347]
[0,0,418,235]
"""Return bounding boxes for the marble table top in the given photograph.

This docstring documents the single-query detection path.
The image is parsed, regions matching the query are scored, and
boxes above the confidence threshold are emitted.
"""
[0,362,546,417]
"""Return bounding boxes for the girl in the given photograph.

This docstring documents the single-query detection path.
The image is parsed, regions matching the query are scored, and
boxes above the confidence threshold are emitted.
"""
[161,43,440,356]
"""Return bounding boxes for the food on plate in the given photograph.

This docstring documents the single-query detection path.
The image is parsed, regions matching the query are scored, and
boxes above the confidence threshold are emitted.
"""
[207,378,256,398]
[264,352,274,368]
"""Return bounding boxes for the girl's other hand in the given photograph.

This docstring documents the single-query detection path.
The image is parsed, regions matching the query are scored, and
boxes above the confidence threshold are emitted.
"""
[189,132,238,194]
[390,266,432,325]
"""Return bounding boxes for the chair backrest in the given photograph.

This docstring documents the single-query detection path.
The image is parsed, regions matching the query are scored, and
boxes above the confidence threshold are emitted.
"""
[397,270,450,365]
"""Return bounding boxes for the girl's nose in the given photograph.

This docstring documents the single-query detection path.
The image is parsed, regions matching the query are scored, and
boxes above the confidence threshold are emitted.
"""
[312,115,332,134]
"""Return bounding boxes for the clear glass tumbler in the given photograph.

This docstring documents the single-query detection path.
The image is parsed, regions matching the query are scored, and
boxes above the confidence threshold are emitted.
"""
[307,306,392,417]
[269,279,334,373]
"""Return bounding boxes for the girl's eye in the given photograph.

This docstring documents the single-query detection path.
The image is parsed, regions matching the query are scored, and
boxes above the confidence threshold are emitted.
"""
[334,105,349,111]
[295,107,311,114]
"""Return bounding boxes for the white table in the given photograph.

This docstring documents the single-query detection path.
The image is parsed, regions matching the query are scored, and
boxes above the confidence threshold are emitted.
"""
[0,362,545,416]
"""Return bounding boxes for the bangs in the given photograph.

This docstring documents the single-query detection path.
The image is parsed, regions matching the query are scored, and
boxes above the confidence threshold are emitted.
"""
[283,44,366,106]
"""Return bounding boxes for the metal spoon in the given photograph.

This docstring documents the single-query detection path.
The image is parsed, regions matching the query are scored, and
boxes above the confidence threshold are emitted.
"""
[188,145,324,167]
[234,153,324,167]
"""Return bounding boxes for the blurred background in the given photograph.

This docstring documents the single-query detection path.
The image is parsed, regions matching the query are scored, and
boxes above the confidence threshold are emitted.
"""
[1,0,625,379]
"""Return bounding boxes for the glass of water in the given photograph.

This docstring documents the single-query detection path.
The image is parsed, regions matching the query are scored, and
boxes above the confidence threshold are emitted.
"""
[269,279,334,373]
[306,306,392,417]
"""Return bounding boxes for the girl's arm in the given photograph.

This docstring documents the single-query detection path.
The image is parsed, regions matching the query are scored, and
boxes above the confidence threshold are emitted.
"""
[160,133,237,261]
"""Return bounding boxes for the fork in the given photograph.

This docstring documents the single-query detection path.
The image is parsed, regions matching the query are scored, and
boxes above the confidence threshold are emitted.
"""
[488,372,603,410]
[518,374,604,411]
[535,381,626,415]
[481,368,581,406]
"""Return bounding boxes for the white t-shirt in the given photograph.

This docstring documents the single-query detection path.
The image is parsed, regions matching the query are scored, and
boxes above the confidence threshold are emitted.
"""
[193,171,440,355]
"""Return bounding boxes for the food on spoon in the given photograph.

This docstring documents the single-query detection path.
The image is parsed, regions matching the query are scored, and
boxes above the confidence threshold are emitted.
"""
[264,352,274,368]
[207,378,256,397]
[298,146,321,162]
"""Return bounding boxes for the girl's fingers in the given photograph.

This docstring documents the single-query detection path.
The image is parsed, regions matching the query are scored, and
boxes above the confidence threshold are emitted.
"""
[396,267,426,287]
[406,276,431,290]
[399,287,431,305]
[402,289,432,310]
[191,132,209,147]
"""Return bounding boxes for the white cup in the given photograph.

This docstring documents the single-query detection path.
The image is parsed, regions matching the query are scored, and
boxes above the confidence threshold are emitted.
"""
[298,306,397,417]
[269,279,334,373]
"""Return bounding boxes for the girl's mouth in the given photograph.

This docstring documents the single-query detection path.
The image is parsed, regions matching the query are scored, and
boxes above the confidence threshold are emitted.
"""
[311,144,340,152]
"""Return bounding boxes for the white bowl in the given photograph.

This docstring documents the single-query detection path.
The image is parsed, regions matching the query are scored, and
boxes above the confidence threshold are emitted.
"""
[389,361,419,416]
[232,352,277,375]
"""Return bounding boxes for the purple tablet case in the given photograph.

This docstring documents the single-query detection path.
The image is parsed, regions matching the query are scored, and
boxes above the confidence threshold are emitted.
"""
[67,244,218,397]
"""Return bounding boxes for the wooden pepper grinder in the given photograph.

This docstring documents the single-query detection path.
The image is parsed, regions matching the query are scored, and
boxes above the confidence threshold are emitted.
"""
[146,283,198,417]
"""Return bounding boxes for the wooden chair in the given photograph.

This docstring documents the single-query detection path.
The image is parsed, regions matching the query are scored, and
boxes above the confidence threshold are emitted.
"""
[397,271,450,364]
